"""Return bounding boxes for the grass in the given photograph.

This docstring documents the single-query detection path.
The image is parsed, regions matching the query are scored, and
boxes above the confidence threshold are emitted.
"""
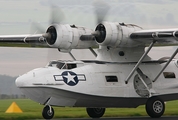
[0,99,178,120]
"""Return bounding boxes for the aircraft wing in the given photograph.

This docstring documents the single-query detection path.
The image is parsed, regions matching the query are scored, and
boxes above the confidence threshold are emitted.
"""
[0,34,44,43]
[130,29,178,44]
[0,34,45,44]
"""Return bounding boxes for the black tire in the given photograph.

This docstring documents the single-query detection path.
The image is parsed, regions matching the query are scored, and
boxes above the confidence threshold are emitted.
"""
[42,105,54,119]
[86,108,105,118]
[146,97,165,118]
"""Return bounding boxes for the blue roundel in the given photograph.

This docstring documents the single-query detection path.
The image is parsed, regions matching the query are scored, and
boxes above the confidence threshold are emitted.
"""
[62,71,79,86]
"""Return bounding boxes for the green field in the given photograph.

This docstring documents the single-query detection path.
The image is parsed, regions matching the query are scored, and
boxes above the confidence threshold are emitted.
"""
[0,99,178,120]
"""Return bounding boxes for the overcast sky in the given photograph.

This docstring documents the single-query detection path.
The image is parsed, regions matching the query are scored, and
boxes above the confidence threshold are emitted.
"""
[0,0,178,34]
[0,48,96,76]
[1,0,178,76]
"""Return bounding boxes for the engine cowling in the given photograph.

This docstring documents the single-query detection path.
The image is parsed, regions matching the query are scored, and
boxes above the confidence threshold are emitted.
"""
[94,22,144,47]
[45,24,97,50]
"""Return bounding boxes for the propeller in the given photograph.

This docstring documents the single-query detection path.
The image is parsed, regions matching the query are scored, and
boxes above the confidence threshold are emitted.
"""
[43,26,57,45]
[42,5,65,46]
[30,5,65,46]
[92,23,106,43]
[80,0,109,42]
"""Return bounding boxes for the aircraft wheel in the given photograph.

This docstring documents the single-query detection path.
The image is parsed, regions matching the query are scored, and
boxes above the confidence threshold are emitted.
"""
[146,97,165,118]
[86,108,105,118]
[42,105,54,119]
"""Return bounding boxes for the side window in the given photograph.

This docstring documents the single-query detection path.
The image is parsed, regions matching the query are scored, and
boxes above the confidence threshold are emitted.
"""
[105,76,118,82]
[163,72,176,78]
[67,64,77,69]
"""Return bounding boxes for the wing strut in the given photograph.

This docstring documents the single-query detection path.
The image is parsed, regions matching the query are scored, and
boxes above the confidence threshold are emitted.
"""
[89,47,97,57]
[153,48,178,82]
[69,51,76,60]
[125,40,156,84]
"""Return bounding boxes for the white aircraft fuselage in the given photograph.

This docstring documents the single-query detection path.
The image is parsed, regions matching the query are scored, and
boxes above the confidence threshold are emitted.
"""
[15,47,178,108]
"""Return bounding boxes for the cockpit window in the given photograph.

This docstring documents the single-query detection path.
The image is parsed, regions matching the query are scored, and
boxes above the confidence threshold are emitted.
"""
[56,63,65,69]
[48,61,59,67]
[48,61,78,70]
[61,64,77,69]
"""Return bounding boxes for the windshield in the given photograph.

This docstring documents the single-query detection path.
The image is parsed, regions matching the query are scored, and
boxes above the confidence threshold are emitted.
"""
[56,63,65,69]
[48,61,78,69]
[61,63,77,69]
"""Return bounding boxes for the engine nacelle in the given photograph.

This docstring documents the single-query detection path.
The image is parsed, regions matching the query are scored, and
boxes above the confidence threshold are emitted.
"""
[95,22,144,47]
[45,24,97,50]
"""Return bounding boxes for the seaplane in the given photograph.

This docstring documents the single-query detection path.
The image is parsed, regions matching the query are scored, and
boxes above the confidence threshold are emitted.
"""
[1,1,178,119]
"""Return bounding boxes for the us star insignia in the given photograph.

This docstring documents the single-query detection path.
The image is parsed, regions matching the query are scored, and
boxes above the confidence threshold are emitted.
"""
[54,71,86,86]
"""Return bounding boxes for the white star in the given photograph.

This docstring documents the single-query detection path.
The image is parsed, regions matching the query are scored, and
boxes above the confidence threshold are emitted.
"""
[63,72,77,84]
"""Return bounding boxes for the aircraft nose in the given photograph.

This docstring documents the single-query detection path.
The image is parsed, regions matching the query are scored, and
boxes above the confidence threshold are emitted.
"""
[15,73,31,87]
[15,76,25,87]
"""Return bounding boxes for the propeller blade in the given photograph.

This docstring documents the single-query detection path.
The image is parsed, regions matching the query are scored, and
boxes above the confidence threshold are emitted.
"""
[50,5,65,24]
[29,22,46,47]
[93,0,110,24]
[30,22,45,34]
